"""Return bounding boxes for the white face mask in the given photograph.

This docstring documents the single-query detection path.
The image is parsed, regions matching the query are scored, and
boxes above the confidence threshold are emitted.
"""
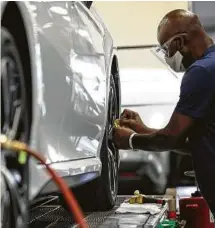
[165,51,185,73]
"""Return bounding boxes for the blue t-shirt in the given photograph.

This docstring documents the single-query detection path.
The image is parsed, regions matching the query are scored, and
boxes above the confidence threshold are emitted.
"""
[175,45,215,212]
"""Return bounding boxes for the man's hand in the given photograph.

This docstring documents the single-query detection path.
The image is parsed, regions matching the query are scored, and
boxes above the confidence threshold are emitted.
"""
[121,109,143,124]
[120,119,143,133]
[120,109,144,132]
[114,126,135,150]
[120,109,156,134]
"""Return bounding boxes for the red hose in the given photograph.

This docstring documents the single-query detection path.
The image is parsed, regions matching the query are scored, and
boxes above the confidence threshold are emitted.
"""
[0,138,89,228]
[26,146,89,228]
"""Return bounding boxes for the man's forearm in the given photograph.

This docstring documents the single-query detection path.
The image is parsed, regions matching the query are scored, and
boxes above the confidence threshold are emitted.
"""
[132,131,179,152]
[136,124,158,134]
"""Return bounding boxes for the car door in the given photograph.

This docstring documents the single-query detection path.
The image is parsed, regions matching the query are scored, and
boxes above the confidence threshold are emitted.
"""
[57,1,107,161]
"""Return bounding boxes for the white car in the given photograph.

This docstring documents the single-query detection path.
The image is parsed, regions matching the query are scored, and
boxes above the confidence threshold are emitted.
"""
[1,1,121,218]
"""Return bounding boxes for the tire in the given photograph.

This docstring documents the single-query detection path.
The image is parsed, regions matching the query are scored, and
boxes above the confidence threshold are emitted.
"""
[1,27,30,227]
[60,74,119,212]
[1,27,30,144]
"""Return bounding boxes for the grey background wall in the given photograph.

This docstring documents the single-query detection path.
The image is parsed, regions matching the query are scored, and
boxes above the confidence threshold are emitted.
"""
[190,1,215,40]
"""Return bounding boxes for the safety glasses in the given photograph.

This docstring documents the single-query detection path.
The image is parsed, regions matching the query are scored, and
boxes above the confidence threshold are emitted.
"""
[156,33,187,57]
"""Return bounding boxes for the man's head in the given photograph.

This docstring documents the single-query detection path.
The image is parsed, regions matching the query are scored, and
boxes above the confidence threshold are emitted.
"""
[157,9,213,72]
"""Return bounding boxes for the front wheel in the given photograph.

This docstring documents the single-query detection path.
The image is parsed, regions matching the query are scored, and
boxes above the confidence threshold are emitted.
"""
[1,27,30,228]
[60,75,119,211]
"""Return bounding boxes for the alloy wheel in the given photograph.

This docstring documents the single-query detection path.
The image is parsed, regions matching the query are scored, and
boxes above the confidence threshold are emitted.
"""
[1,28,30,193]
[1,27,31,228]
[1,32,28,144]
[107,75,119,197]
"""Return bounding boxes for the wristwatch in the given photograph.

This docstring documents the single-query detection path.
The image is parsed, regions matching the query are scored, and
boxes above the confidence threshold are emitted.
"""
[129,133,138,150]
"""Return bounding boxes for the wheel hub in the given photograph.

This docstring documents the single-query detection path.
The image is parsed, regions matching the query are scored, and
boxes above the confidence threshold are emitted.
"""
[1,53,23,141]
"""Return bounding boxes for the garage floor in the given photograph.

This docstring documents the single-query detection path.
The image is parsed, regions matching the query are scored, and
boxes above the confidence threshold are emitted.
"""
[29,187,196,227]
[29,195,167,228]
[29,196,129,228]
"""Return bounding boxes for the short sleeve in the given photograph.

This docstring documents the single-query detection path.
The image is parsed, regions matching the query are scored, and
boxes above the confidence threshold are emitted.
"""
[175,66,214,119]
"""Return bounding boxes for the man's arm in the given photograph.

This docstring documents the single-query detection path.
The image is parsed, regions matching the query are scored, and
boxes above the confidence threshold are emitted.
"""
[139,125,158,134]
[114,66,214,151]
[132,111,194,151]
[132,66,214,151]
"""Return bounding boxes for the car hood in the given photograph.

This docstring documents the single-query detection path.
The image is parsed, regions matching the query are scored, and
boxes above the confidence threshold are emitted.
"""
[120,68,181,106]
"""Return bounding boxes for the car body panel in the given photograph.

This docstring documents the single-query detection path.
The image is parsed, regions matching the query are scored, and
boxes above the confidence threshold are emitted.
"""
[1,1,119,200]
[32,157,102,197]
[57,1,107,161]
[120,68,180,106]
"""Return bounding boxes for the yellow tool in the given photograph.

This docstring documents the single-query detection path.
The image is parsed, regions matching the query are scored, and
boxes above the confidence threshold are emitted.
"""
[114,119,120,128]
[129,196,137,204]
[128,190,166,205]
[128,190,144,204]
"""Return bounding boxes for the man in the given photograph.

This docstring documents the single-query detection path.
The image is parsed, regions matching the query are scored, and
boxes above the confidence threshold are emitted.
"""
[114,9,215,215]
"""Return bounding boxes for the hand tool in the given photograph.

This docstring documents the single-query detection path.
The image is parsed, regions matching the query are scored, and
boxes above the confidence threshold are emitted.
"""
[114,119,120,128]
[127,190,166,205]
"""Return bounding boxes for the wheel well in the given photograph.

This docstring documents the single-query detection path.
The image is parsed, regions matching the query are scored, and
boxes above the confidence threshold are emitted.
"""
[111,55,119,82]
[111,55,120,114]
[2,2,32,136]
